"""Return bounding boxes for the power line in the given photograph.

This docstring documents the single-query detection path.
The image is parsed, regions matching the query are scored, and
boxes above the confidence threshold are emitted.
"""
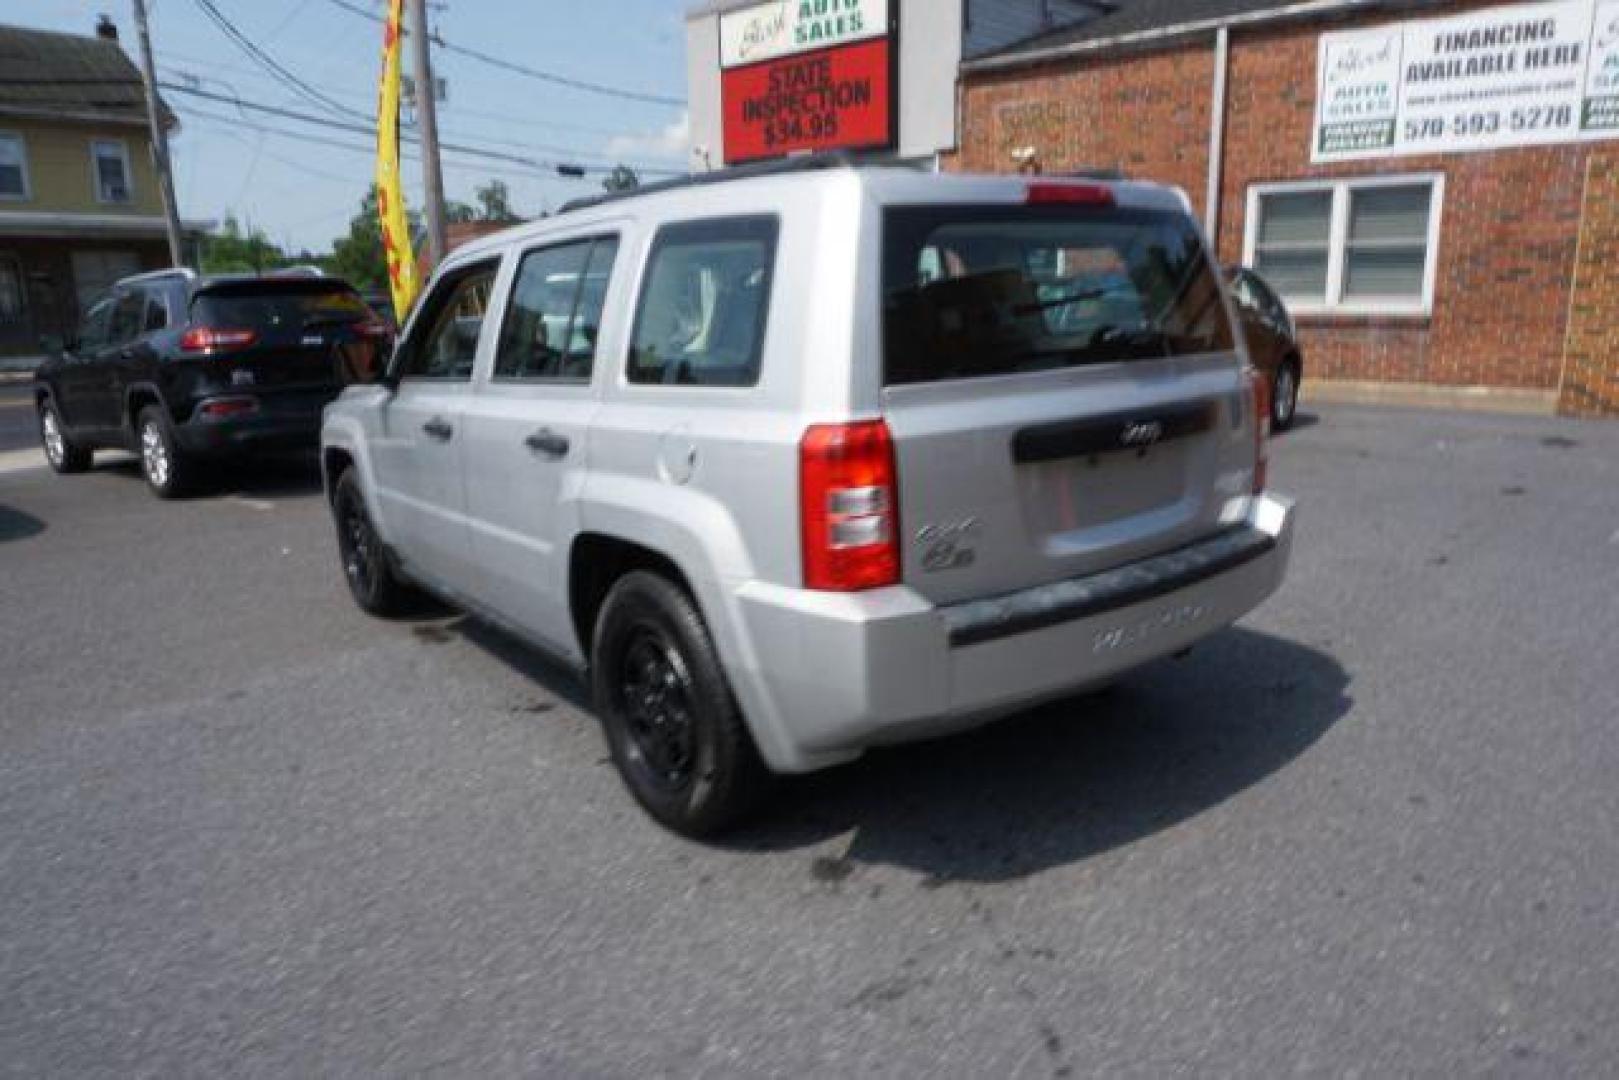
[323,0,685,108]
[156,47,653,141]
[157,81,683,176]
[191,0,372,124]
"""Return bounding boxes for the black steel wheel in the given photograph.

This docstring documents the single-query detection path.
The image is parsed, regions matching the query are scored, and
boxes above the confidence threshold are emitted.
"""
[592,571,772,836]
[332,469,411,616]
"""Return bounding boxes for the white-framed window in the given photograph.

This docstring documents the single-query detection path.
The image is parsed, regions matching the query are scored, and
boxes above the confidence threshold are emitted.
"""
[0,133,29,200]
[89,138,133,204]
[1243,174,1443,317]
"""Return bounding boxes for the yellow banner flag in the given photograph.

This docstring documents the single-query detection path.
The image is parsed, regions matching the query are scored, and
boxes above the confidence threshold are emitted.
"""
[375,0,419,319]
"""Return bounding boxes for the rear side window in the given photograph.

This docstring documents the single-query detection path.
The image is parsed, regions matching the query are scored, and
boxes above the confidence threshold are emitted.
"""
[191,284,369,334]
[883,205,1234,386]
[108,290,144,344]
[495,235,618,382]
[628,216,777,387]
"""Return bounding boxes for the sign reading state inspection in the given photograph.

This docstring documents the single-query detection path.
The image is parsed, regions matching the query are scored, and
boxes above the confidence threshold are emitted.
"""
[719,0,894,164]
[1314,0,1619,161]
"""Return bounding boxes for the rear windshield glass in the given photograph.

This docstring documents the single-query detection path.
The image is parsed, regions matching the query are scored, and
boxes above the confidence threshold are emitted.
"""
[882,205,1234,386]
[191,283,369,331]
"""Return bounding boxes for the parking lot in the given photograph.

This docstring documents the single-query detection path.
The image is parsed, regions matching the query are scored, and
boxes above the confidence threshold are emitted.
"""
[1,402,1616,1075]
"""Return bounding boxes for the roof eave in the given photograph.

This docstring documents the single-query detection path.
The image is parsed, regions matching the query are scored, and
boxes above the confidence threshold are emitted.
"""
[0,104,170,130]
[962,0,1405,74]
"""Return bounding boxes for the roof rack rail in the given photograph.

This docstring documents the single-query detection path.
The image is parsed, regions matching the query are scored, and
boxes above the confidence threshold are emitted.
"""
[557,151,868,216]
[118,266,197,286]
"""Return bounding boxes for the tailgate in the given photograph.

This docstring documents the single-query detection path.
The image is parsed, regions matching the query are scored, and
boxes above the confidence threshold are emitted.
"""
[188,279,386,390]
[879,198,1260,605]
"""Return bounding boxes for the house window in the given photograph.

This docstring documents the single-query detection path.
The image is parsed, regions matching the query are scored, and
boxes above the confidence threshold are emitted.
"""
[90,139,133,204]
[1244,175,1443,316]
[0,134,28,200]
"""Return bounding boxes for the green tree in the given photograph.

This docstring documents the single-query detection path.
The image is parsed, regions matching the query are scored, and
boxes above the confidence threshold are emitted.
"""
[329,184,419,292]
[445,180,521,224]
[199,215,286,275]
[474,179,521,223]
[602,166,639,194]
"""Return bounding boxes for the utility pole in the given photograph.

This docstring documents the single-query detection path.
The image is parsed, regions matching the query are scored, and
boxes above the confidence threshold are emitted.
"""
[131,0,185,267]
[408,0,448,268]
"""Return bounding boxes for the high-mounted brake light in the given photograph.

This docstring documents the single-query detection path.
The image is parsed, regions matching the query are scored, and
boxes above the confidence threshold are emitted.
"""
[1026,182,1115,207]
[800,420,900,592]
[1248,367,1271,494]
[181,327,258,354]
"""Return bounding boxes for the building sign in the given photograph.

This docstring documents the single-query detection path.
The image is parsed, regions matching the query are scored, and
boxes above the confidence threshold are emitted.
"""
[722,36,892,163]
[1314,0,1619,162]
[719,0,888,68]
[718,1,895,165]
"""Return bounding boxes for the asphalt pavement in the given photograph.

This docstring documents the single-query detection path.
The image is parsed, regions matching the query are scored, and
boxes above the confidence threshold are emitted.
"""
[0,381,38,455]
[1,404,1616,1076]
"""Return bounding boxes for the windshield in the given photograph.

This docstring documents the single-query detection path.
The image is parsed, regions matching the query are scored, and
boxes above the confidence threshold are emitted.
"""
[882,205,1234,386]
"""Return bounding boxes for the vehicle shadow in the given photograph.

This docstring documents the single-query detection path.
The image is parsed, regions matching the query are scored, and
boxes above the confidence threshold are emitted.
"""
[1281,411,1321,433]
[94,453,325,499]
[0,504,46,542]
[436,605,1349,882]
[727,627,1350,883]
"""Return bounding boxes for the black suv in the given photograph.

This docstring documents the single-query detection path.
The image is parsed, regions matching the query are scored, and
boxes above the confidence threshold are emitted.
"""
[34,269,389,497]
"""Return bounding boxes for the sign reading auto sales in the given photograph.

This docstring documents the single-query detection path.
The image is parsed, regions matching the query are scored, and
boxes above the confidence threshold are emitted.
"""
[719,0,894,164]
[1314,0,1619,162]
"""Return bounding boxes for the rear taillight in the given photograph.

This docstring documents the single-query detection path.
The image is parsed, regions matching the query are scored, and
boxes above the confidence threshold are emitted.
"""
[800,420,900,592]
[181,327,258,354]
[1248,367,1271,494]
[1026,182,1115,207]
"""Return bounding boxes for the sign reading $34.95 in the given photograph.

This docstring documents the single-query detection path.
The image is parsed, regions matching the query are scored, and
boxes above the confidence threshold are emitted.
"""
[1313,0,1619,162]
[719,0,895,164]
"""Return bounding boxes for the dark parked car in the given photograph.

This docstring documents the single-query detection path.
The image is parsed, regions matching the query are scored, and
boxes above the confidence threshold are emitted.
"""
[1226,267,1303,431]
[34,268,390,497]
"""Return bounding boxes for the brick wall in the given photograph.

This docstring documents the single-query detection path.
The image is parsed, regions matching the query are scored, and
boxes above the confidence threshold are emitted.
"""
[954,1,1618,414]
[1559,153,1619,416]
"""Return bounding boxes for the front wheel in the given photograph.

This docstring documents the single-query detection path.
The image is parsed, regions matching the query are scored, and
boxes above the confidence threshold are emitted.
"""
[332,469,414,617]
[1272,362,1301,432]
[592,571,772,837]
[39,401,92,474]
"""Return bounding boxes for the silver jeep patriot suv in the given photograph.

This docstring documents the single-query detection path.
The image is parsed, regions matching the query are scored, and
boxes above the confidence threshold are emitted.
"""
[321,160,1295,835]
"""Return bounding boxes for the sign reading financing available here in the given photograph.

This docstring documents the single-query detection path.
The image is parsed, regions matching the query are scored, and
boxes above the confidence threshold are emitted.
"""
[719,0,894,164]
[1314,0,1619,161]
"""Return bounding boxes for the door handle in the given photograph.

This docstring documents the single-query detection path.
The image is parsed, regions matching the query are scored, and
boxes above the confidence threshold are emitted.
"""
[421,417,454,442]
[524,428,570,458]
[118,347,135,360]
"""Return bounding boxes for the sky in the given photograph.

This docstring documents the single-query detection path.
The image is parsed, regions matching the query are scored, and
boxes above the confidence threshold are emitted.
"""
[9,0,692,252]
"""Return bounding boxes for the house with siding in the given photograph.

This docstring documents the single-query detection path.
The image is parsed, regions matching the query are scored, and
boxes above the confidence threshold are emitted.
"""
[0,18,201,358]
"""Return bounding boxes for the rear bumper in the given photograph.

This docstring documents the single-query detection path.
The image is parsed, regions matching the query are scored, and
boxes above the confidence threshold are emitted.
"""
[173,392,333,456]
[732,494,1295,772]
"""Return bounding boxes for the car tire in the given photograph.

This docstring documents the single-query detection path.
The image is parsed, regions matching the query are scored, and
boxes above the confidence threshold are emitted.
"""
[592,570,773,837]
[38,400,92,474]
[136,405,196,498]
[1272,360,1301,432]
[332,469,414,617]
